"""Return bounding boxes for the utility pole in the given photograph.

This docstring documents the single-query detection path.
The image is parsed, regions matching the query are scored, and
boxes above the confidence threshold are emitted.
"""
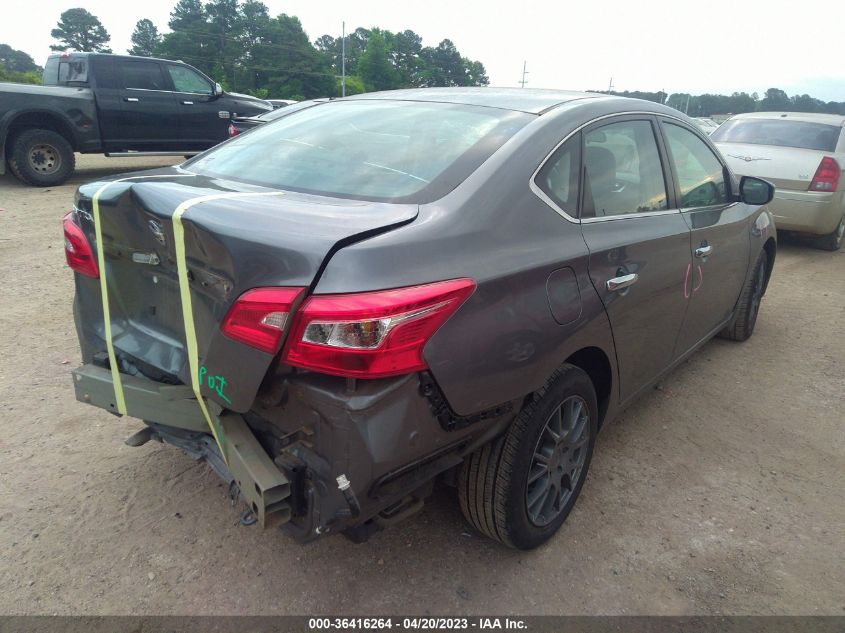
[607,77,614,93]
[341,21,346,98]
[519,61,528,88]
[685,93,691,114]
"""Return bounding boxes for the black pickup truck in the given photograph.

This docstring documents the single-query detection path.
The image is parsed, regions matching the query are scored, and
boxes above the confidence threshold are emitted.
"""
[0,52,272,186]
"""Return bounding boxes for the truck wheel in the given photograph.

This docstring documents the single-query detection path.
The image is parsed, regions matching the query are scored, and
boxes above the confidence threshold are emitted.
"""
[8,128,75,187]
[458,365,597,550]
[718,249,767,342]
[814,214,844,252]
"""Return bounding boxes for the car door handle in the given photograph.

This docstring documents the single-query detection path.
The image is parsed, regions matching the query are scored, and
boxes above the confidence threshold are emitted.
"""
[695,245,713,258]
[606,273,638,292]
[181,100,194,105]
[123,97,139,102]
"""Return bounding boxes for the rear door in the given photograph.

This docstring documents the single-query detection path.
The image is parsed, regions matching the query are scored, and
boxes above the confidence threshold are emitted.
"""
[163,63,229,149]
[578,115,693,402]
[113,58,179,149]
[660,119,752,354]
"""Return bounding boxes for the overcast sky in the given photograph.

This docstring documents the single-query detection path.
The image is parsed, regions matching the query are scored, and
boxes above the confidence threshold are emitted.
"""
[3,0,844,101]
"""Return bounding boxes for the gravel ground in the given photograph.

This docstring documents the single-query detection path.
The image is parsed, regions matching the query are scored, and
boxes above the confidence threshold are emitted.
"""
[0,154,842,616]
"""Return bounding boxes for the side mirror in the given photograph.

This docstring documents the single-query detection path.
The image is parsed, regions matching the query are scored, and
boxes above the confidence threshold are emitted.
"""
[213,82,223,96]
[739,176,774,206]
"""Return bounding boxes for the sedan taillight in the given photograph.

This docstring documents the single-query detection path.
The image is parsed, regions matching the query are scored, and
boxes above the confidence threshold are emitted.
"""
[282,279,476,379]
[809,156,841,192]
[63,212,99,278]
[228,123,239,138]
[220,287,305,354]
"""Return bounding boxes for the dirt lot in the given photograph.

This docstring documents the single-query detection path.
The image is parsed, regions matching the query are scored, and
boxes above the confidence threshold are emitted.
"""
[0,154,842,616]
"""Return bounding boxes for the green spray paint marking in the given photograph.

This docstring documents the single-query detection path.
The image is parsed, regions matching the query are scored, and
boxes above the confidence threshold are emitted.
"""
[199,366,232,405]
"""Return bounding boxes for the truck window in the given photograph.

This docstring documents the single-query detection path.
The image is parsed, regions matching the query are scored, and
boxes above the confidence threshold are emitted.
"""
[42,58,59,85]
[166,65,212,95]
[119,60,167,91]
[58,60,88,83]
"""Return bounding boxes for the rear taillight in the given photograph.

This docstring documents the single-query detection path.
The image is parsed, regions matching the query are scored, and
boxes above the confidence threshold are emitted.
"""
[228,123,239,137]
[62,212,99,278]
[220,287,305,354]
[809,156,841,192]
[282,279,476,379]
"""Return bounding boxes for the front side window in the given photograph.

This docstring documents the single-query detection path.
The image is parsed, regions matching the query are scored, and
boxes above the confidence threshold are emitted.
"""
[167,65,212,94]
[186,100,531,203]
[535,133,580,217]
[582,120,668,218]
[120,60,166,91]
[664,123,729,207]
[712,119,840,152]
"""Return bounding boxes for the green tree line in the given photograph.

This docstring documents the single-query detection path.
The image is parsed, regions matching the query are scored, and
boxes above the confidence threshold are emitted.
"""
[601,88,845,116]
[40,3,489,99]
[0,43,42,84]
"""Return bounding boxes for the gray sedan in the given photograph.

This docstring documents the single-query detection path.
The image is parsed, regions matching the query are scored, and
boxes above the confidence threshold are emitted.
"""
[66,89,776,549]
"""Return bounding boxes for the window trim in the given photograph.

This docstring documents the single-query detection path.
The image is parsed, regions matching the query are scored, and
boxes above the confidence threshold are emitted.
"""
[532,131,581,220]
[657,117,736,211]
[531,110,691,223]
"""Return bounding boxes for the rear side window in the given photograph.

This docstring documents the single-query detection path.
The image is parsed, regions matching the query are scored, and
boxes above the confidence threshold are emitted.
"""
[166,65,212,94]
[535,133,581,216]
[664,123,729,207]
[58,60,87,83]
[712,119,840,152]
[119,60,167,91]
[582,120,668,218]
[186,100,531,203]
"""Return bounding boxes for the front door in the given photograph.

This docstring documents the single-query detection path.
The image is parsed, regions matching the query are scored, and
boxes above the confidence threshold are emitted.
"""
[164,64,229,149]
[578,117,692,403]
[659,120,753,354]
[113,58,179,150]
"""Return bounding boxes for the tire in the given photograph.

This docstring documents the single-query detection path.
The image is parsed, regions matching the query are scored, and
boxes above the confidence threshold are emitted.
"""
[8,128,75,187]
[813,214,844,252]
[458,364,598,550]
[718,249,767,342]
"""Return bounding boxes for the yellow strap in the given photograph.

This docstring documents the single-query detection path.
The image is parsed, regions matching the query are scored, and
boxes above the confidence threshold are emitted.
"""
[171,192,284,465]
[91,174,191,415]
[92,183,128,415]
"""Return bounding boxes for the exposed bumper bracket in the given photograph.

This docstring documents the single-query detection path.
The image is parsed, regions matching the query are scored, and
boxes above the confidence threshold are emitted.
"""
[73,364,291,528]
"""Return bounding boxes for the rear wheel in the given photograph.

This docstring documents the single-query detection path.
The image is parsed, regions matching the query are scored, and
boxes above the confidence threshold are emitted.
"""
[814,214,844,251]
[8,128,75,187]
[719,249,767,342]
[458,365,597,550]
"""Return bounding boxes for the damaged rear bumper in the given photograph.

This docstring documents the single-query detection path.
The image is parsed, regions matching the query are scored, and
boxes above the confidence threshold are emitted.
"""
[72,363,514,542]
[72,364,292,528]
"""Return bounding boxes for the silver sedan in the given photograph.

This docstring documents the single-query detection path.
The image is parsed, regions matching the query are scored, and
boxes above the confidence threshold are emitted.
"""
[713,112,845,250]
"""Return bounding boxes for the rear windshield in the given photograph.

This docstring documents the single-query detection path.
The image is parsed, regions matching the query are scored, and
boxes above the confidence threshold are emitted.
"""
[712,119,841,152]
[43,58,88,85]
[185,100,531,203]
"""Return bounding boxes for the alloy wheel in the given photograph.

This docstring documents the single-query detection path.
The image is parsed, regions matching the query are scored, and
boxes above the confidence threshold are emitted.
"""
[526,395,590,527]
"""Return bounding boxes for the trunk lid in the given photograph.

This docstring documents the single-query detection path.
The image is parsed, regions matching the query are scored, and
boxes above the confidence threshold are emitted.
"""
[716,142,837,191]
[73,171,417,411]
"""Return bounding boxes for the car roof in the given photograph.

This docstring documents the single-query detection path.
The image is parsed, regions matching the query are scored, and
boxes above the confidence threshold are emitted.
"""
[47,51,190,66]
[343,87,606,114]
[728,111,845,126]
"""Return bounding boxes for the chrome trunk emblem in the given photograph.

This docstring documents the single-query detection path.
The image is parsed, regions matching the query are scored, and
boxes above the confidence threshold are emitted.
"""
[728,154,771,163]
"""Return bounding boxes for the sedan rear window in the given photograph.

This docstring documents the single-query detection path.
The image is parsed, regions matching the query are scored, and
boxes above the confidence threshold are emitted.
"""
[186,100,531,203]
[712,119,841,152]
